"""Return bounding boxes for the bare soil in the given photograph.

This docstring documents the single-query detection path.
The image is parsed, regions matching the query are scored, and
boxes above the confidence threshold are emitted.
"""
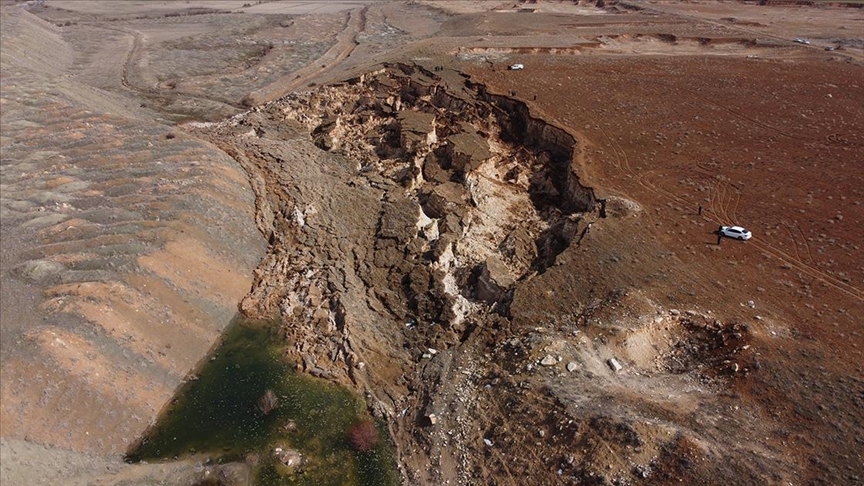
[1,0,862,485]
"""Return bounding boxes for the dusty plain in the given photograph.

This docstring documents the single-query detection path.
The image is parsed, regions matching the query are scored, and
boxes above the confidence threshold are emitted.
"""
[1,0,862,485]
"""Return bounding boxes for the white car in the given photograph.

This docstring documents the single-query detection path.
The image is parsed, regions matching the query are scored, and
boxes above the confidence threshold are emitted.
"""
[720,226,752,240]
[508,63,524,71]
[793,38,810,45]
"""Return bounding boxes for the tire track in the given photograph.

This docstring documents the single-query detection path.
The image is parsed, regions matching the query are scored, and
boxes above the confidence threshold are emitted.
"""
[781,220,805,263]
[560,90,861,300]
[749,238,862,300]
[638,75,853,149]
[656,164,859,298]
[729,185,741,223]
[247,6,367,105]
[86,22,241,111]
[706,185,860,298]
[708,180,724,223]
[796,223,815,263]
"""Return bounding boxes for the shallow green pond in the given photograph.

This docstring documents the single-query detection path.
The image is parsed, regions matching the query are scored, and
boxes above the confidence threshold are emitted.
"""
[127,318,397,486]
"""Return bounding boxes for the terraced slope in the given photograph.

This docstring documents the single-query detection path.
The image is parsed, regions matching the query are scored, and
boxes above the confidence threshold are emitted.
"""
[0,7,264,483]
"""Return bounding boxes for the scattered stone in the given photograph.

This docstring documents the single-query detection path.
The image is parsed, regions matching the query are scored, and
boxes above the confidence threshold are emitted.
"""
[13,259,65,281]
[484,438,493,447]
[290,206,305,227]
[607,358,623,372]
[271,446,304,471]
[633,464,651,479]
[427,413,438,425]
[355,361,365,370]
[566,361,578,372]
[669,309,680,316]
[540,355,557,366]
[476,255,515,304]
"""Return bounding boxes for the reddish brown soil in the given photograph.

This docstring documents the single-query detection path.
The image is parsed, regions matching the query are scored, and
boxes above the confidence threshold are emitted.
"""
[461,35,864,486]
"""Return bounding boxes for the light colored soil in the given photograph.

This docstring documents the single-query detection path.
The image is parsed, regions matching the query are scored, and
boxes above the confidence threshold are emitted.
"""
[1,3,264,482]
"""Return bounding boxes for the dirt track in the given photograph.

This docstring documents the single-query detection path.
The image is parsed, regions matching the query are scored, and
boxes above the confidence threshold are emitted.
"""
[246,6,368,105]
[1,0,863,485]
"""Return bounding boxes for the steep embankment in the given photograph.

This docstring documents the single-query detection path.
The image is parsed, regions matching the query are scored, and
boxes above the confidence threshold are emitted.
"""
[0,7,264,484]
[195,63,608,484]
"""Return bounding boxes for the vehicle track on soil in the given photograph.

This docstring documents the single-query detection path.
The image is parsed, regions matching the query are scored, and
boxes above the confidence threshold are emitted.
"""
[629,0,864,63]
[575,101,863,301]
[750,238,862,300]
[781,220,814,264]
[636,76,853,150]
[247,6,367,104]
[83,23,242,113]
[709,182,860,299]
[709,180,742,226]
[600,80,862,299]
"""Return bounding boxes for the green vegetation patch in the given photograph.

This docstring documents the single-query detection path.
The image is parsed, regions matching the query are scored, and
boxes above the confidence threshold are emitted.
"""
[127,318,397,486]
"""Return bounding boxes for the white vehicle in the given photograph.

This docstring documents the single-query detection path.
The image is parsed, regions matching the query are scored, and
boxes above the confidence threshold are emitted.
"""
[793,38,810,45]
[719,225,752,241]
[508,63,524,71]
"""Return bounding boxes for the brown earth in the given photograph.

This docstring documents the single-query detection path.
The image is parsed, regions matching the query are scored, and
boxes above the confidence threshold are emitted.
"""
[1,0,862,485]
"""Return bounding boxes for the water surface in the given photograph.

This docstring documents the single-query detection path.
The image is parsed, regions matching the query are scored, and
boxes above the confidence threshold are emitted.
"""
[127,318,397,485]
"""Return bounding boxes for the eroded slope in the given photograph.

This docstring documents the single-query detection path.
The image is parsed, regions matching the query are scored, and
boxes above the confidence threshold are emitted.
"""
[1,8,263,483]
[195,63,791,485]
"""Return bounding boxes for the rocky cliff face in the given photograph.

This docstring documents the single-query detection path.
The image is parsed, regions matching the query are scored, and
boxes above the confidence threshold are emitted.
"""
[208,62,603,363]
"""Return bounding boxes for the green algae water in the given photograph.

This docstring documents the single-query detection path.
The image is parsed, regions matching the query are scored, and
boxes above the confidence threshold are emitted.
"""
[127,318,398,486]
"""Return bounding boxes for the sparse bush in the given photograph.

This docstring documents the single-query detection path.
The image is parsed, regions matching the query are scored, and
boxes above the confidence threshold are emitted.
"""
[257,389,279,415]
[348,419,379,452]
[165,133,176,140]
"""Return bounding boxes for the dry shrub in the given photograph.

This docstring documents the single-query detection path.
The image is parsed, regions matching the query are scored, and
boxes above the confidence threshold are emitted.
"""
[348,420,379,452]
[257,389,279,415]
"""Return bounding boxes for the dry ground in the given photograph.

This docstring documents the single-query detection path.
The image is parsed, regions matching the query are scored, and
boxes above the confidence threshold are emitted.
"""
[1,0,862,484]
